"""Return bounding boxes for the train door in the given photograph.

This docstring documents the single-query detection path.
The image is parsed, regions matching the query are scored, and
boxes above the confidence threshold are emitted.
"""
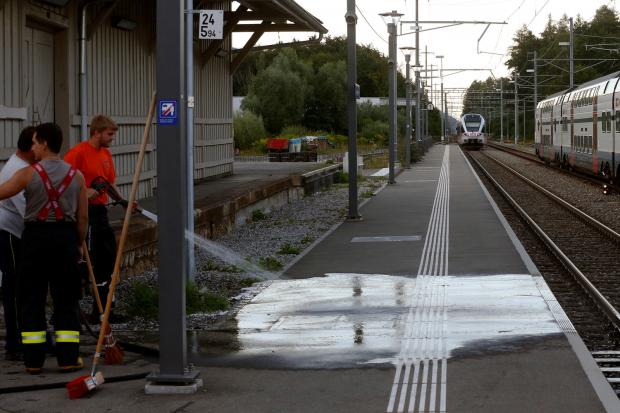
[614,79,620,179]
[23,25,55,126]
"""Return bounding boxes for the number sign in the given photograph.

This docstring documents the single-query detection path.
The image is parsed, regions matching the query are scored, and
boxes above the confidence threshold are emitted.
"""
[198,10,223,40]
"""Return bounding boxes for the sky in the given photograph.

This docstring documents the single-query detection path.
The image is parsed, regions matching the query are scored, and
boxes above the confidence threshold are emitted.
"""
[232,0,618,115]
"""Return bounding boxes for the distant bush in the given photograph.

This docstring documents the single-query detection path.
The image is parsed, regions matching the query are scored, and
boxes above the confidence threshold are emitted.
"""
[234,110,267,149]
[280,124,308,138]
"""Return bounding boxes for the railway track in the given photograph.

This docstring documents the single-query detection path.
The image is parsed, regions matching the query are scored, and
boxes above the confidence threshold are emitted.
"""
[486,141,616,192]
[466,149,620,395]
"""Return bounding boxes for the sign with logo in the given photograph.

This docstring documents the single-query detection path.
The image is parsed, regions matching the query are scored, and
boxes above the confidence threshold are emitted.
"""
[198,10,223,40]
[158,100,178,126]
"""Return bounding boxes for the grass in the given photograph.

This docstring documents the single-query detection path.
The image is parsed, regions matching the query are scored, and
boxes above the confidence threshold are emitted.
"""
[258,256,283,271]
[361,190,374,199]
[252,209,267,221]
[277,243,301,255]
[121,280,229,319]
[301,235,314,244]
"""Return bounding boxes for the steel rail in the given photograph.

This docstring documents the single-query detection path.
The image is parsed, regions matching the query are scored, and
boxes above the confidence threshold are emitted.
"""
[481,150,620,241]
[468,154,620,331]
[485,141,618,191]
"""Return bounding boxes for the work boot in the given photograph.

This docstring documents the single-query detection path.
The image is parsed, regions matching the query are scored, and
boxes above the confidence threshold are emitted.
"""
[59,357,84,373]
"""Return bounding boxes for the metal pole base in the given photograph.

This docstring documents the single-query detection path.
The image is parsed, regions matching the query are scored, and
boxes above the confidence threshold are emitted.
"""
[145,370,202,395]
[347,215,363,222]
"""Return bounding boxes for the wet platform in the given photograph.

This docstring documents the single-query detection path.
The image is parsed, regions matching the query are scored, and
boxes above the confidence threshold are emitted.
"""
[2,145,619,412]
[193,144,620,412]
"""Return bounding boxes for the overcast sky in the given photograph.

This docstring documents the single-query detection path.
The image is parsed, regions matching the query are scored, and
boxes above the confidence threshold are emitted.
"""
[233,0,618,115]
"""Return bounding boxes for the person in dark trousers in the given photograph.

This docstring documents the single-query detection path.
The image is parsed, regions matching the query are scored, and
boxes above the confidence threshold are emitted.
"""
[0,123,88,374]
[0,126,36,361]
[64,115,118,322]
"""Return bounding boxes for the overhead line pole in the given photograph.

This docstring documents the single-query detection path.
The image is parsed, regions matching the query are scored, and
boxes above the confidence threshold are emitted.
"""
[415,0,422,152]
[345,0,360,220]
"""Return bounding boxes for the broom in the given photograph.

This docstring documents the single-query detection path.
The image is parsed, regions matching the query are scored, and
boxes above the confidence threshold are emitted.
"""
[67,91,157,399]
[83,241,124,364]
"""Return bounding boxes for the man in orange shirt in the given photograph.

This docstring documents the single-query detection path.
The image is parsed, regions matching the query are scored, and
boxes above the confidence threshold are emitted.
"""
[64,115,118,321]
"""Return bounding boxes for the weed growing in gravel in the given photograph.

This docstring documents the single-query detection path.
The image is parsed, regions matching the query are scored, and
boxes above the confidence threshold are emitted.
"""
[186,283,229,314]
[252,209,267,221]
[334,171,349,183]
[301,235,314,244]
[361,190,374,198]
[258,256,283,271]
[277,243,301,255]
[121,280,159,319]
[120,280,229,319]
[239,277,261,288]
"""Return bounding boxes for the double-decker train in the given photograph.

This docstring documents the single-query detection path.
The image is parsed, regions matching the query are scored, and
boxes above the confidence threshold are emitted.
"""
[458,113,486,149]
[535,71,620,181]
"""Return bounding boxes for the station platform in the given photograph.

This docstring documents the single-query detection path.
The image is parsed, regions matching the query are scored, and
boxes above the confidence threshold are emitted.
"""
[1,144,619,413]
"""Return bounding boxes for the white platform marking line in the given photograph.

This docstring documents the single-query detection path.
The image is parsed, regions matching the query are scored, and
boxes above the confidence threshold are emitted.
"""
[387,146,450,413]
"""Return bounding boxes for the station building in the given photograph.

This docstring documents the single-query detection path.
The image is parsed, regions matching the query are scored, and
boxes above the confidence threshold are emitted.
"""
[0,0,326,198]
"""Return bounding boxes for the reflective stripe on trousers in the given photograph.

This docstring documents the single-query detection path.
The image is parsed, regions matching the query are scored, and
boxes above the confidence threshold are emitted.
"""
[21,331,46,344]
[55,330,80,343]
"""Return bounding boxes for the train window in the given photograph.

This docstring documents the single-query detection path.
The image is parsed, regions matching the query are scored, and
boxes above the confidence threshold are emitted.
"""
[617,110,620,131]
[602,113,606,133]
[608,112,613,132]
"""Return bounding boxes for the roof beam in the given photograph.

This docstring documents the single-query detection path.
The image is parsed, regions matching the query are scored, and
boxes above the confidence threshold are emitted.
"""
[201,4,248,65]
[233,23,316,32]
[230,21,270,74]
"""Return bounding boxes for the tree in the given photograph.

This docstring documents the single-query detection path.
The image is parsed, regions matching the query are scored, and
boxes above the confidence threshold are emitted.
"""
[305,60,347,132]
[242,49,311,133]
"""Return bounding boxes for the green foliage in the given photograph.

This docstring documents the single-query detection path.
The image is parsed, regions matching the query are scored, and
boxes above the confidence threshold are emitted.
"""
[243,49,312,133]
[121,280,159,319]
[239,277,260,288]
[334,171,349,183]
[234,37,408,136]
[361,190,374,199]
[300,235,314,244]
[233,111,267,149]
[252,209,267,221]
[280,124,309,138]
[277,243,301,255]
[258,256,283,271]
[121,280,229,319]
[186,283,229,314]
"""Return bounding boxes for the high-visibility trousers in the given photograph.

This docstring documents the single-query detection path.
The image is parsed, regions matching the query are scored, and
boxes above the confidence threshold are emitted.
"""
[19,221,81,368]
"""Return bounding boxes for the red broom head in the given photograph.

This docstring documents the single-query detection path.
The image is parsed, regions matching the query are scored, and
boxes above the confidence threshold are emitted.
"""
[103,333,124,365]
[66,372,104,399]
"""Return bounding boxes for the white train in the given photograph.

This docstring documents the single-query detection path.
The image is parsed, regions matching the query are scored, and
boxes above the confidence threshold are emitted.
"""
[458,113,486,149]
[535,71,620,180]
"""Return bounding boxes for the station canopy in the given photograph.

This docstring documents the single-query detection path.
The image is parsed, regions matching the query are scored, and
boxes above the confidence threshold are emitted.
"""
[210,0,329,72]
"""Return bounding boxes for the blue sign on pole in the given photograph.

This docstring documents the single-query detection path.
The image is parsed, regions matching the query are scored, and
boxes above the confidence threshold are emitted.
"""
[158,100,178,125]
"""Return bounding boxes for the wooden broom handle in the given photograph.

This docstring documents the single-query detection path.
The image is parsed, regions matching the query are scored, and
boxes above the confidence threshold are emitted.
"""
[83,241,103,314]
[93,91,157,369]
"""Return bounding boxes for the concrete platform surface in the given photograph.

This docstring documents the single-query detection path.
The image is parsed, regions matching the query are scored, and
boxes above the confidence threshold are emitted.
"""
[1,145,619,412]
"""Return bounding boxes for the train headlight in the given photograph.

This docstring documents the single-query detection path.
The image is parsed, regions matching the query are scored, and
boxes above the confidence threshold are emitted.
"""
[603,184,611,195]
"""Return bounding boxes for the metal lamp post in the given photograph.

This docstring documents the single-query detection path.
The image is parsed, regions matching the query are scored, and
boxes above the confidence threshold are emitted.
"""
[401,46,415,169]
[346,0,360,220]
[436,55,445,143]
[380,10,403,184]
[510,74,519,145]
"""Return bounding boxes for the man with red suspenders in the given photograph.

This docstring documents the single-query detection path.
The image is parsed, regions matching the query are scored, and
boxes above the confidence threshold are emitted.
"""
[0,123,88,374]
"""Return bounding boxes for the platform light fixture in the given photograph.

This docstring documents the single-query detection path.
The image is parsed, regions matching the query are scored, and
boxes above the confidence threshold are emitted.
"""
[112,17,138,31]
[380,10,403,183]
[380,10,404,26]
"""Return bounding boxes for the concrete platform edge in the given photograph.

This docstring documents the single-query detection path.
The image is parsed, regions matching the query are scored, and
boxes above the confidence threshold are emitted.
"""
[460,147,620,411]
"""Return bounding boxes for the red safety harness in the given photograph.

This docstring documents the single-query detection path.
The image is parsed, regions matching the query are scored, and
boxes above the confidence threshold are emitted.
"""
[31,163,77,221]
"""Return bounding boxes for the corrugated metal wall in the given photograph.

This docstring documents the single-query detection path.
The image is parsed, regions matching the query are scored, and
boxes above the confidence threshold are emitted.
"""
[83,0,158,199]
[0,0,22,161]
[0,0,234,198]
